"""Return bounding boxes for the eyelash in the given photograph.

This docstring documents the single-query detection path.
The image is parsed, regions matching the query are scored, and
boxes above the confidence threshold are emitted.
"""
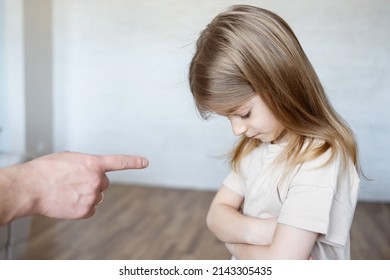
[241,111,251,119]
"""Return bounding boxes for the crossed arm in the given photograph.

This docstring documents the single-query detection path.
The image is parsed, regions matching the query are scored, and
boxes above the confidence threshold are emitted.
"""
[206,185,318,259]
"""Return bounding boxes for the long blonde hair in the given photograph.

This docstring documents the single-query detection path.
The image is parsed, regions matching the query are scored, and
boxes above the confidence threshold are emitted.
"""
[189,5,360,175]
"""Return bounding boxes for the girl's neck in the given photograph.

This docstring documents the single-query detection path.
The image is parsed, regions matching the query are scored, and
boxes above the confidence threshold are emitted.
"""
[271,130,289,144]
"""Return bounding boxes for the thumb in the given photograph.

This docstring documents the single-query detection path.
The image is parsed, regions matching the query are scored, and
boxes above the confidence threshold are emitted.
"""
[99,155,149,172]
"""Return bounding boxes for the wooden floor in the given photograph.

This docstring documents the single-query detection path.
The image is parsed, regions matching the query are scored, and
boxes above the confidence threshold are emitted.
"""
[23,184,389,260]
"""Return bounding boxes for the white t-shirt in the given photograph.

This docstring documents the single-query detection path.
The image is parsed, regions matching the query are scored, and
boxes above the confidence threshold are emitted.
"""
[223,141,360,259]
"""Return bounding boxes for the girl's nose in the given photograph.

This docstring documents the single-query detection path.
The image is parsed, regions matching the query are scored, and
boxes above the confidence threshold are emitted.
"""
[230,118,247,136]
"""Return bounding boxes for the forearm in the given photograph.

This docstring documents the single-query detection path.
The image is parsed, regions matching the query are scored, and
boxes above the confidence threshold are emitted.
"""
[206,203,276,245]
[226,224,318,260]
[0,164,36,226]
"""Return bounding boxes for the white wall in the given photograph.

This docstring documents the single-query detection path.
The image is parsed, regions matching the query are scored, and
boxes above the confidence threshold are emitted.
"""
[52,0,238,190]
[1,0,388,201]
[52,0,390,201]
[0,0,4,141]
[24,0,53,157]
[0,0,53,157]
[0,0,25,154]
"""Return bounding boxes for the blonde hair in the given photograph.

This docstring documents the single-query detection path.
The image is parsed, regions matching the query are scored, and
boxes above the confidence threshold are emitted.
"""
[189,5,360,175]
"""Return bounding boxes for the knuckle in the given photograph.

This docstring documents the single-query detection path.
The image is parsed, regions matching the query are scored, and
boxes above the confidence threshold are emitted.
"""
[84,155,101,170]
[116,156,129,170]
[89,175,102,188]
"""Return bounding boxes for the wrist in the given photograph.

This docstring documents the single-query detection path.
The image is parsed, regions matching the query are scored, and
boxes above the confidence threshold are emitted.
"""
[4,163,40,221]
[17,162,43,216]
[0,165,28,224]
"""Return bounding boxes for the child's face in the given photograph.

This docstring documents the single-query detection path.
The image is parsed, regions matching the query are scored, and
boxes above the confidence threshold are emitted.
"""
[226,95,285,143]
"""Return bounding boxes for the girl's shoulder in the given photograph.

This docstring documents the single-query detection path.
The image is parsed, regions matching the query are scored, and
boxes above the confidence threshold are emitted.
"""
[302,138,356,171]
[293,139,359,189]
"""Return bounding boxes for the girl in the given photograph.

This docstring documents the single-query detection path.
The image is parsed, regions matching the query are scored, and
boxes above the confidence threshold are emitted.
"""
[188,5,361,259]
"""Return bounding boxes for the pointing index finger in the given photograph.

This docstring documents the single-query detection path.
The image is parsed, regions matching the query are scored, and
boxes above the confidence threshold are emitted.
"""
[100,155,149,172]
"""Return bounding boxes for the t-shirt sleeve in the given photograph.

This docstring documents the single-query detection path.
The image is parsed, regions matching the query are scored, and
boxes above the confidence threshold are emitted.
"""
[222,149,256,197]
[278,184,334,234]
[278,151,337,235]
[278,152,360,248]
[222,170,245,197]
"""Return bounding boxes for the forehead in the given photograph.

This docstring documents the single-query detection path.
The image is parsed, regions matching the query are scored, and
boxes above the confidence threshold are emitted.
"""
[214,95,255,116]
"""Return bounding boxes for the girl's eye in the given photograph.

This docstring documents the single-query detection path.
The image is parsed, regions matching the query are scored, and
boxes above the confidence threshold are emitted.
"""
[241,111,251,119]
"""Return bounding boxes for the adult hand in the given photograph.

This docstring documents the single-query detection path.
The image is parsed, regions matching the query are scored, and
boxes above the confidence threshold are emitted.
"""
[0,152,149,225]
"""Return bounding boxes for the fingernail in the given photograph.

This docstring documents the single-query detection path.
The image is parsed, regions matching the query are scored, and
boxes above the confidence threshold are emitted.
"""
[142,158,149,167]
